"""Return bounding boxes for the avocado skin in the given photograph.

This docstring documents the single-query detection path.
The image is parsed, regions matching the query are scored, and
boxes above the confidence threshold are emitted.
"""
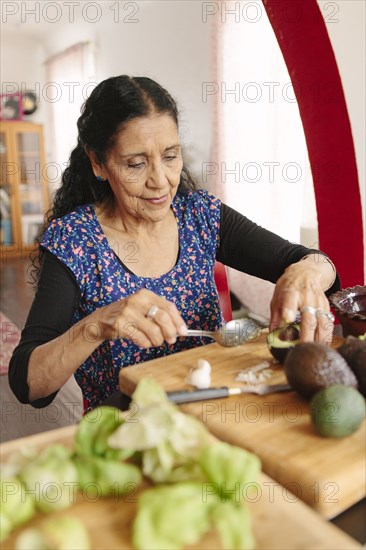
[337,336,366,397]
[284,343,358,399]
[269,346,294,364]
[267,324,300,364]
[310,385,365,438]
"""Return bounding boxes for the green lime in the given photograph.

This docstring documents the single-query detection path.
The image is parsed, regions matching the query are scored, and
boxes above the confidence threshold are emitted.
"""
[310,385,365,438]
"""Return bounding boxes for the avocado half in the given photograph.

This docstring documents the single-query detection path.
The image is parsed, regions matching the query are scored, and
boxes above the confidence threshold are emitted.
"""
[267,323,301,363]
[337,335,366,396]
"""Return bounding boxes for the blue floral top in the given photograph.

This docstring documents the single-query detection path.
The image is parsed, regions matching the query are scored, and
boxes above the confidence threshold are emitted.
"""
[41,190,223,409]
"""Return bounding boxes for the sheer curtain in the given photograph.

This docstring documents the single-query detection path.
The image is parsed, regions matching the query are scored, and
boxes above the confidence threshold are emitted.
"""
[209,1,318,317]
[45,42,96,191]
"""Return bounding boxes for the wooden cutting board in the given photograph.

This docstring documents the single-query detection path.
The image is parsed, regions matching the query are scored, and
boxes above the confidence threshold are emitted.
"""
[119,334,366,519]
[0,425,362,549]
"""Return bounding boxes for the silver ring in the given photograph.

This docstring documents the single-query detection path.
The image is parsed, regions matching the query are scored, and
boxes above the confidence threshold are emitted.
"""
[316,309,335,322]
[146,305,159,319]
[300,306,317,316]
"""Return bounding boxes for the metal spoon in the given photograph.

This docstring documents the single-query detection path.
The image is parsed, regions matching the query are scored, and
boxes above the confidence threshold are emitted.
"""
[185,319,261,347]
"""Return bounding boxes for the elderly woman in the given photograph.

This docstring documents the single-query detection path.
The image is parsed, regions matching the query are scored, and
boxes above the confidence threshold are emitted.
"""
[9,76,339,410]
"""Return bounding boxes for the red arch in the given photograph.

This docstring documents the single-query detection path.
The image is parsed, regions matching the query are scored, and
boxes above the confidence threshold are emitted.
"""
[263,0,364,287]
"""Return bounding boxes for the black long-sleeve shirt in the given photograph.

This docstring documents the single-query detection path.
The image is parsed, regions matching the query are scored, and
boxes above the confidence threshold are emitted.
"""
[8,203,340,407]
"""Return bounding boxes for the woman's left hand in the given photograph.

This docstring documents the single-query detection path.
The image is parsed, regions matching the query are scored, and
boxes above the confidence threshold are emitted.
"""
[269,260,335,343]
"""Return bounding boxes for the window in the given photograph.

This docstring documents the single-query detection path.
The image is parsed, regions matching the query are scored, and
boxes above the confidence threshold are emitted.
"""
[45,42,96,189]
[211,2,318,247]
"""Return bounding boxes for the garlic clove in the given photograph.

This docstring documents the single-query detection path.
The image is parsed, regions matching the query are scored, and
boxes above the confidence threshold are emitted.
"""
[186,368,211,389]
[196,359,212,374]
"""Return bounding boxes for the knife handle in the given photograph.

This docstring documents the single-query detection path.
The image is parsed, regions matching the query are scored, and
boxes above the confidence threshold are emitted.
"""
[167,387,229,404]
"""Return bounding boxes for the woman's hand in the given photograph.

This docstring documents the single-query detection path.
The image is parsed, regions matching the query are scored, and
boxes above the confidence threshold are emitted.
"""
[270,256,335,343]
[90,289,187,348]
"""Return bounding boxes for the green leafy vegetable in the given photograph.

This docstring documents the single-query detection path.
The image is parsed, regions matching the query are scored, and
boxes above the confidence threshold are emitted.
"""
[0,476,35,539]
[132,481,255,550]
[199,442,261,502]
[131,377,168,407]
[108,378,213,483]
[20,445,78,513]
[74,406,142,498]
[75,406,133,461]
[15,516,90,550]
[133,482,214,550]
[109,405,175,450]
[141,444,203,484]
[2,379,261,550]
[114,380,259,549]
[74,454,141,498]
[0,509,12,542]
[212,499,255,550]
[1,447,37,479]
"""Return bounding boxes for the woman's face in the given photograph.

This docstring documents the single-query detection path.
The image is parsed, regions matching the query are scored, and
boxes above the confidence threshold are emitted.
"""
[98,114,183,224]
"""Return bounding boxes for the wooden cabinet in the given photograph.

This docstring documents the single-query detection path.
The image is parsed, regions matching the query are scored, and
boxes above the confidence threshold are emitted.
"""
[0,121,49,256]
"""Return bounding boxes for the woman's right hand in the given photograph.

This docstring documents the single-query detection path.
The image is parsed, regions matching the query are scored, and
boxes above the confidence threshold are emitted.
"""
[91,289,188,348]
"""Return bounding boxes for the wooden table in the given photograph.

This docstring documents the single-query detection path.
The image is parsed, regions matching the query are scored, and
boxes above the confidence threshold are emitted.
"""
[119,334,366,519]
[0,424,362,549]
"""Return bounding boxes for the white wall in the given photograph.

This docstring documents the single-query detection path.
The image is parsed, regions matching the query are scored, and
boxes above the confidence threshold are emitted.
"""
[1,32,47,128]
[1,1,212,179]
[93,1,212,179]
[321,0,366,278]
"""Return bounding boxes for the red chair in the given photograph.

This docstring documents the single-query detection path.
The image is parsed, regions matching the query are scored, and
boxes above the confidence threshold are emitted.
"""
[214,261,232,321]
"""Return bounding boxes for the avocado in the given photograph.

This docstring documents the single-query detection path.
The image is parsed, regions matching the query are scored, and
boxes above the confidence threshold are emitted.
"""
[310,385,365,438]
[267,323,300,363]
[337,336,366,397]
[284,343,358,399]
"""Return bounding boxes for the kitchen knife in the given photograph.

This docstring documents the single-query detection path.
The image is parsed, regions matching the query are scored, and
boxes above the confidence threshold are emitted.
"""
[166,383,292,404]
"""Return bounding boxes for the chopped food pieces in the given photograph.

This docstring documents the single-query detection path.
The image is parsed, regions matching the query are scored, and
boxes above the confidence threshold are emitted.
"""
[235,362,272,384]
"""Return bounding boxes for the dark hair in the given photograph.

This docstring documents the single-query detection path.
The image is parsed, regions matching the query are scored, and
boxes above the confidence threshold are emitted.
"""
[31,76,197,283]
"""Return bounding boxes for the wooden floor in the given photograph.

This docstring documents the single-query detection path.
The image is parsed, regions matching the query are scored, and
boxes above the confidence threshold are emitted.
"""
[0,257,82,443]
[0,256,34,326]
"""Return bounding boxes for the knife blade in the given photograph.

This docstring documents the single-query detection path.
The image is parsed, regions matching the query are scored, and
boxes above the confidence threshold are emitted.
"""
[166,383,292,404]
